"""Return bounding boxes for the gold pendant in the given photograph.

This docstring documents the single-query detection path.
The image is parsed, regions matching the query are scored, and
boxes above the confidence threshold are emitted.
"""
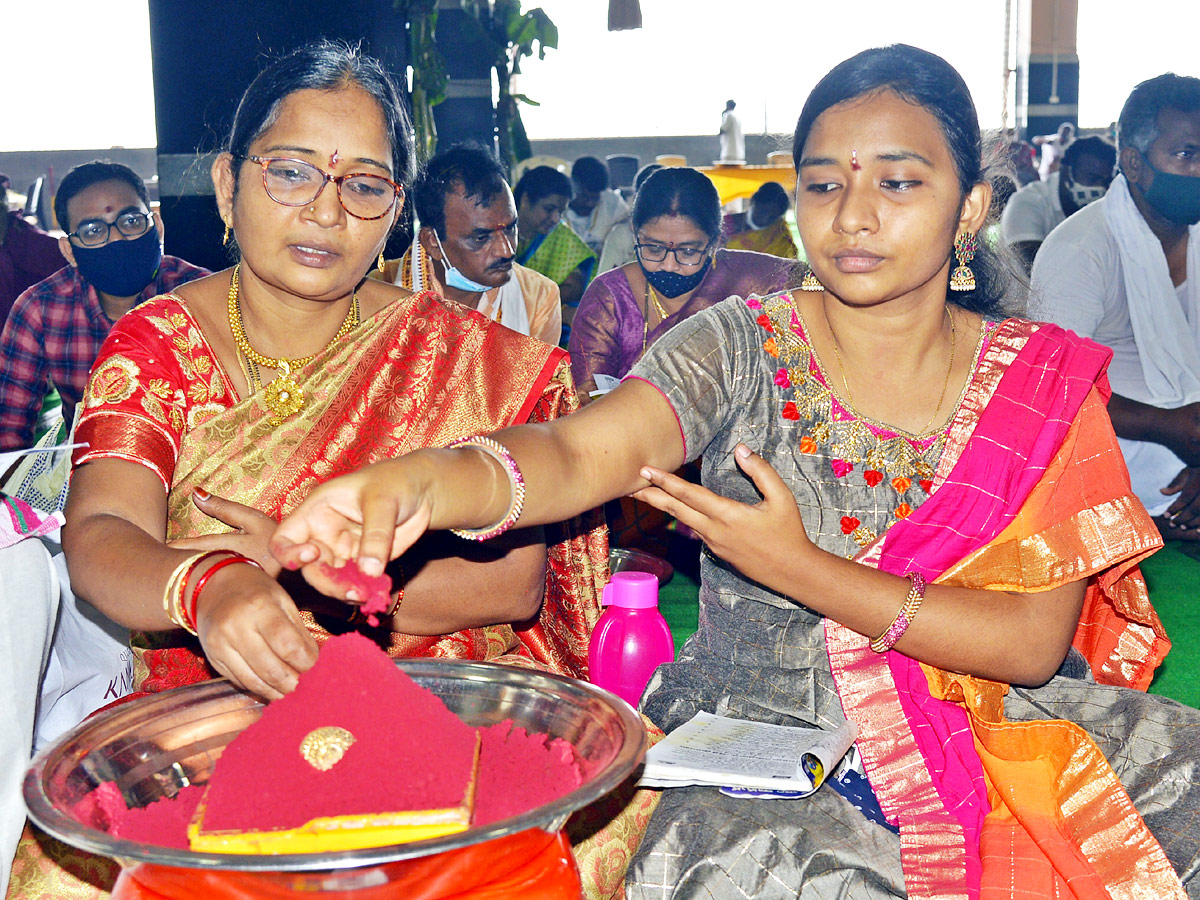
[263,362,305,425]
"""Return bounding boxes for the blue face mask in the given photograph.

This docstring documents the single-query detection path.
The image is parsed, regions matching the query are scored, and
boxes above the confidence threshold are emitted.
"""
[72,228,162,298]
[640,256,712,299]
[433,232,492,293]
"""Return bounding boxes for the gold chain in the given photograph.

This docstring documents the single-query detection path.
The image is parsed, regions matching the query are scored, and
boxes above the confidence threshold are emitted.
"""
[824,303,957,436]
[227,264,359,424]
[647,283,670,322]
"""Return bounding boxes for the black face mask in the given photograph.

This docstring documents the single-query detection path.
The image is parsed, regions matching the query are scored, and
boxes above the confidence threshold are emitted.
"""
[1141,159,1200,226]
[639,256,712,299]
[73,229,163,297]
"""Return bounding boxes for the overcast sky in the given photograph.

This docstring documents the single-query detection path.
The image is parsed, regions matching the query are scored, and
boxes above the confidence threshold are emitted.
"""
[5,1,1200,152]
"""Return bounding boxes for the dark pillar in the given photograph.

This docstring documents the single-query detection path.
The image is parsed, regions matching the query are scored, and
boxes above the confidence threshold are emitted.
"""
[1018,0,1080,141]
[148,1,408,273]
[430,0,496,154]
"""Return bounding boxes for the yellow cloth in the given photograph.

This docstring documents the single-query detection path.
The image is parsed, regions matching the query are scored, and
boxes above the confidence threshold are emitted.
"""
[725,219,799,259]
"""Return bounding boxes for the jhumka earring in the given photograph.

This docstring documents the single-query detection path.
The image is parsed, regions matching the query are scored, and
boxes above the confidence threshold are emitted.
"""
[949,232,977,292]
[378,250,386,273]
[800,267,824,292]
[222,220,231,246]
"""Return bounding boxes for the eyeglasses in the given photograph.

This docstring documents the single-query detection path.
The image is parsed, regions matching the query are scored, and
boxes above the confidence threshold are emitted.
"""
[239,155,403,220]
[69,210,154,247]
[635,240,711,266]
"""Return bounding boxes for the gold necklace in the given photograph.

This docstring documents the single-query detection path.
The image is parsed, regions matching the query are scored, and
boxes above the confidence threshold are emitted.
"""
[227,264,359,425]
[823,303,957,436]
[647,283,670,322]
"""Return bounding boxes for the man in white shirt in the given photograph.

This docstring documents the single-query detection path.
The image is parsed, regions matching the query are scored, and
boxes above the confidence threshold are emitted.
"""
[1034,121,1074,180]
[1030,74,1200,539]
[391,143,562,346]
[1001,136,1116,270]
[564,156,629,257]
[719,99,744,162]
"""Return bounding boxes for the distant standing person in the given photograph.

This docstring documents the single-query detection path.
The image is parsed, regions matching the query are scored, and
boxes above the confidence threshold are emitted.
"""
[1034,121,1074,180]
[719,99,744,162]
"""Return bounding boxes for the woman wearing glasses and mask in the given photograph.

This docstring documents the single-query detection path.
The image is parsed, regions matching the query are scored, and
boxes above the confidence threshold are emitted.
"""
[568,167,791,403]
[56,42,605,707]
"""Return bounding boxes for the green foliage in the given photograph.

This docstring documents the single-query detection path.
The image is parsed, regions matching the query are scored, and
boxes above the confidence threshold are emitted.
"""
[396,0,448,162]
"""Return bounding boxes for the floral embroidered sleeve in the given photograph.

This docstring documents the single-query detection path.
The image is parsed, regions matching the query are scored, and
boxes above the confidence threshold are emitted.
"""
[73,295,235,490]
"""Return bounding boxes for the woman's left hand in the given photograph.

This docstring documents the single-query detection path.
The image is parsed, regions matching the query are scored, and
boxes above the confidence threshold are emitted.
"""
[632,443,814,587]
[167,488,282,577]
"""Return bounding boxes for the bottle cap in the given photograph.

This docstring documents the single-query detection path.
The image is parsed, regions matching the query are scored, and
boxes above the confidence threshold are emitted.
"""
[601,571,659,609]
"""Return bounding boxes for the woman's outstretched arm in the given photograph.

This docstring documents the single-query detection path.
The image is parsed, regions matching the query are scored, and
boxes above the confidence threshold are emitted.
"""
[271,378,684,582]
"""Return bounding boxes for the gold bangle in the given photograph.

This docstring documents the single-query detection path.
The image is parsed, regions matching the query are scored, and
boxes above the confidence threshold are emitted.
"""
[445,436,526,541]
[162,552,207,635]
[869,572,927,654]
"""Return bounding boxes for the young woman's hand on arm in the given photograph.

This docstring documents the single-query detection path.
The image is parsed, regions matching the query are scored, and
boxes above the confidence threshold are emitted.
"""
[634,444,1086,687]
[271,378,685,594]
[63,459,318,699]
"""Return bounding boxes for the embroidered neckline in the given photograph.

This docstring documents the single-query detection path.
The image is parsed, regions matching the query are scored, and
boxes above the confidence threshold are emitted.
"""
[749,291,992,549]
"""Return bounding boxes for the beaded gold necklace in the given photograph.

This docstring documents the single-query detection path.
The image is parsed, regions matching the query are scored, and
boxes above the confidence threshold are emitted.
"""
[227,264,359,425]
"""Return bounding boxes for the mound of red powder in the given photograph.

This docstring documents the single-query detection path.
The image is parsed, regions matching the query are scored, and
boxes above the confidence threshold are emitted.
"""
[86,634,587,851]
[472,721,582,826]
[319,560,393,627]
[198,632,478,833]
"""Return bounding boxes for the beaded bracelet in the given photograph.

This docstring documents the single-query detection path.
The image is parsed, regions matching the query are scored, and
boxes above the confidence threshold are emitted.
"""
[187,555,264,629]
[445,436,526,541]
[869,572,927,653]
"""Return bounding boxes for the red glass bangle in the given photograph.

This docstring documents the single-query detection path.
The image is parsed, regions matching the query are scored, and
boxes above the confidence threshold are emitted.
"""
[177,551,238,630]
[187,554,264,628]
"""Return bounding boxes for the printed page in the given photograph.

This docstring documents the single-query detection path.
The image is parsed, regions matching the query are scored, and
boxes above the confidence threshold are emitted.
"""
[639,711,858,796]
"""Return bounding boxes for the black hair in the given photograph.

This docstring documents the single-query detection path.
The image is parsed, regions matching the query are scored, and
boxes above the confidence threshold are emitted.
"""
[413,142,509,238]
[571,156,609,192]
[791,44,1010,317]
[513,165,572,207]
[54,161,149,233]
[633,163,663,192]
[751,181,790,218]
[1117,73,1200,157]
[631,167,721,242]
[226,41,414,190]
[1061,135,1116,172]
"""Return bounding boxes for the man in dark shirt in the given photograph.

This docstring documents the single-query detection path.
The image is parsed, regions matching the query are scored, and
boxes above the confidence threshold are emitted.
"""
[0,161,208,450]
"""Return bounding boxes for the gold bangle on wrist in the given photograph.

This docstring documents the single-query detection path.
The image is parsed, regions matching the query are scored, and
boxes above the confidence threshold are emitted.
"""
[869,572,927,654]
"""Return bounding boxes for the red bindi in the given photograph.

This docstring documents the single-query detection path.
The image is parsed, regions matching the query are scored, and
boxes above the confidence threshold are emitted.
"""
[330,149,340,167]
[850,150,861,171]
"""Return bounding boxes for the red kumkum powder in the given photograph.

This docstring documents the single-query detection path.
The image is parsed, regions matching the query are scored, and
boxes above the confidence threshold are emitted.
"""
[199,633,478,833]
[320,560,393,627]
[472,721,582,826]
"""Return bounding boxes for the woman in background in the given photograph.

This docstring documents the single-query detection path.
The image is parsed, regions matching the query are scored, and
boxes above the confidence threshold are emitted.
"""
[568,166,791,403]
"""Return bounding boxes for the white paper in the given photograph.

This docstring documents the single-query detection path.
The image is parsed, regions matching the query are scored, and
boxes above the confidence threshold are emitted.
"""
[638,711,858,798]
[0,442,88,477]
[589,374,622,397]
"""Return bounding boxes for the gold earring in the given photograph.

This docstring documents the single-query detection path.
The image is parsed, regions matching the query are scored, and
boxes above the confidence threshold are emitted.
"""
[949,232,977,292]
[800,267,823,292]
[222,221,231,246]
[378,250,386,273]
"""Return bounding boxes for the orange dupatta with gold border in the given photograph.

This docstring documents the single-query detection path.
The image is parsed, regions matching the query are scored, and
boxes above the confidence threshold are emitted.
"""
[827,318,1181,899]
[74,289,607,691]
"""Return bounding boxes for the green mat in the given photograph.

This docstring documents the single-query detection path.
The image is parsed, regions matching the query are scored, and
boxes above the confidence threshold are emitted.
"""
[1144,542,1200,708]
[656,543,1200,708]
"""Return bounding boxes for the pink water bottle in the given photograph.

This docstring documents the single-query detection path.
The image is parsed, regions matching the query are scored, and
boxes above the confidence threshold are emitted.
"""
[588,571,676,708]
